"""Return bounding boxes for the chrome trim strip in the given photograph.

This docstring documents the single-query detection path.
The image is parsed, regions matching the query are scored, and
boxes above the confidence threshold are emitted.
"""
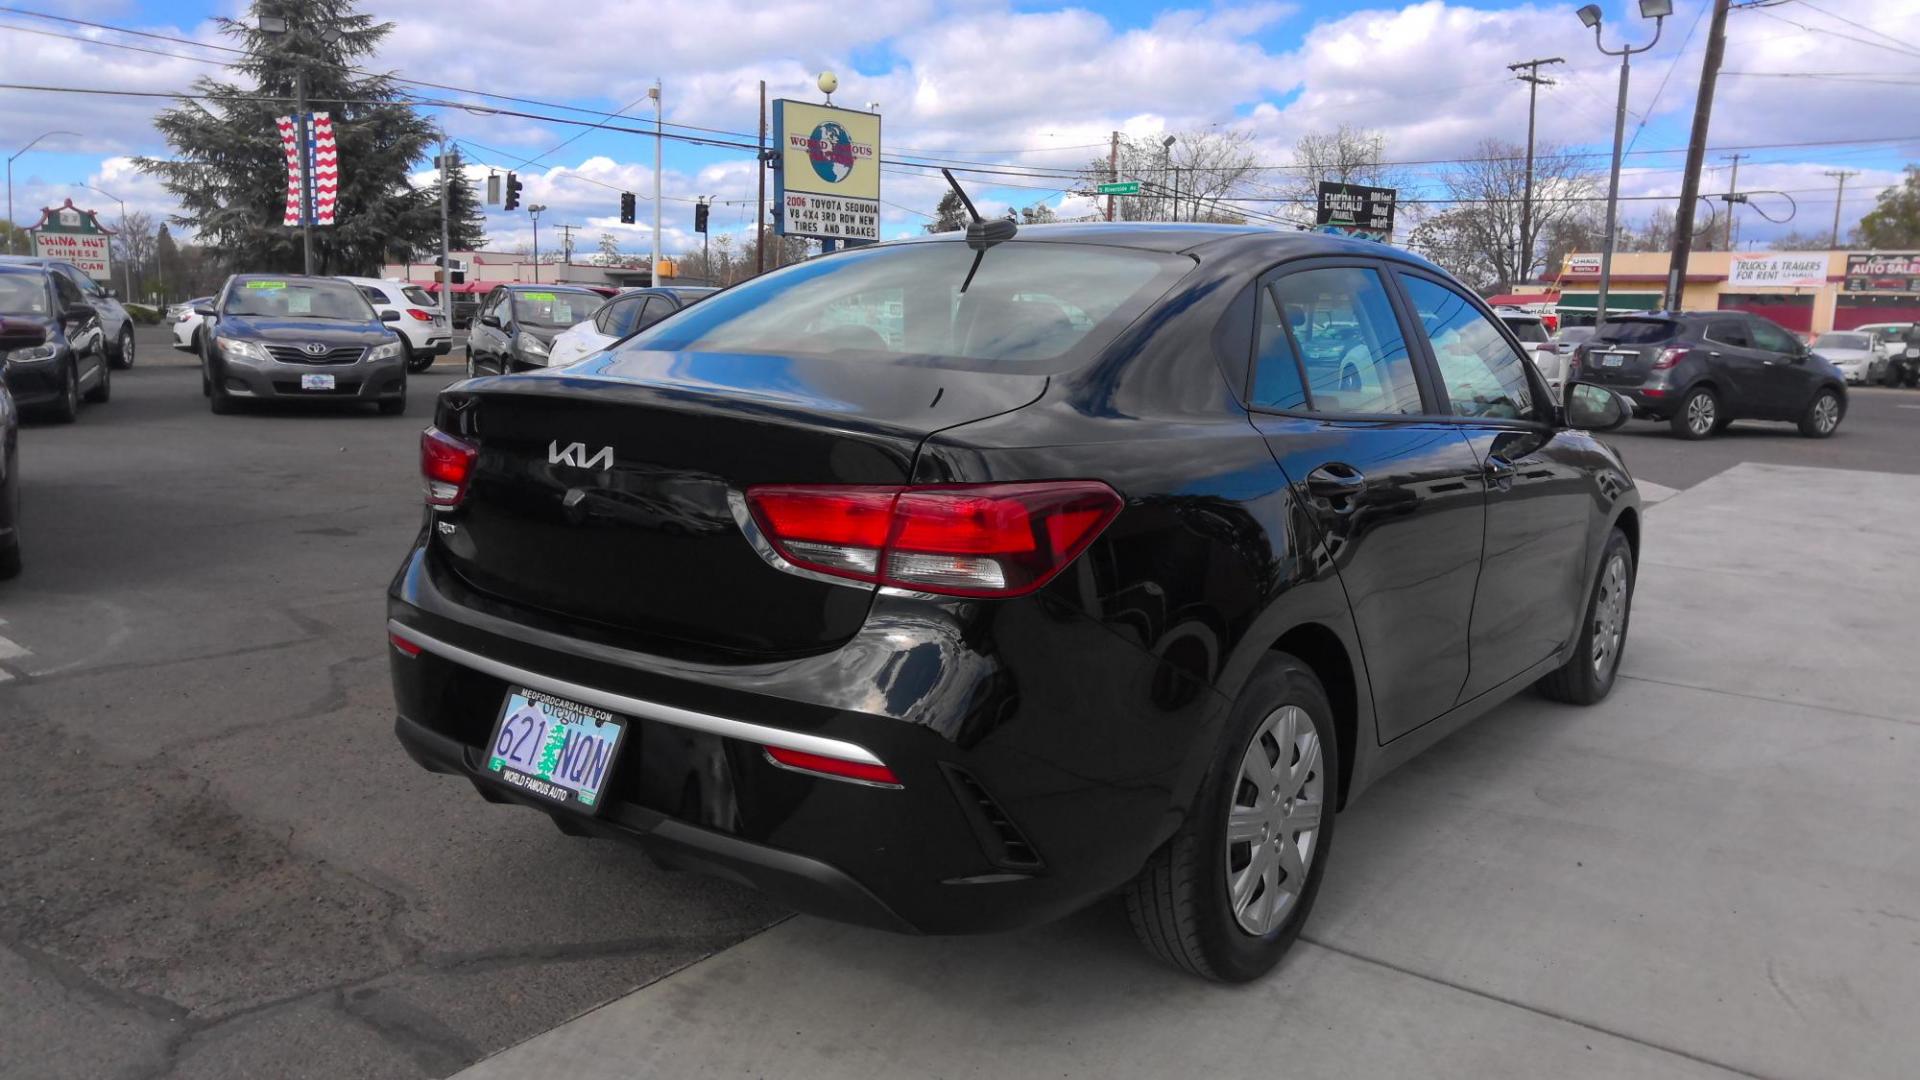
[386,619,888,767]
[725,489,877,592]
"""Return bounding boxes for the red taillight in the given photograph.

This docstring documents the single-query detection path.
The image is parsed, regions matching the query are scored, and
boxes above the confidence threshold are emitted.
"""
[764,746,900,787]
[1653,347,1688,370]
[406,308,434,321]
[744,481,1123,598]
[388,630,422,657]
[421,426,479,507]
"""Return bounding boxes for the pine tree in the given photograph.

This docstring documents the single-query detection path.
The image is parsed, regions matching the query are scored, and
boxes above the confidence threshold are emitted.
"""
[135,0,439,274]
[429,146,487,251]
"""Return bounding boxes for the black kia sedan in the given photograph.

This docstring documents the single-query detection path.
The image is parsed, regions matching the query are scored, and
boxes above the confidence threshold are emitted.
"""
[388,224,1642,982]
[0,375,18,579]
[196,274,409,415]
[1570,310,1847,439]
[0,261,112,422]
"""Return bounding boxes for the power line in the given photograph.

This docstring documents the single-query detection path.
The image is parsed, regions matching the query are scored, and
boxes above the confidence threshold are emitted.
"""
[1750,6,1920,60]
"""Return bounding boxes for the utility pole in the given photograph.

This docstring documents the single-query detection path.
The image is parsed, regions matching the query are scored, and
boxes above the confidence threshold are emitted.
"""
[1508,56,1564,287]
[528,204,546,284]
[1664,0,1730,312]
[1721,152,1746,251]
[438,131,451,325]
[650,80,663,285]
[756,80,767,275]
[1107,131,1118,222]
[1824,169,1859,248]
[295,65,314,275]
[556,224,576,266]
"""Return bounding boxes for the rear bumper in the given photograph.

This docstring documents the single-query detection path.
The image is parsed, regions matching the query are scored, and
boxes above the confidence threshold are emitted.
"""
[386,542,1227,935]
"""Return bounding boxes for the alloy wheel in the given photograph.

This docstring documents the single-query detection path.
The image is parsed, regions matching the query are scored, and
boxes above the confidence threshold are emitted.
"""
[1686,392,1715,436]
[1591,552,1629,676]
[119,328,134,368]
[1812,393,1840,434]
[1225,705,1325,936]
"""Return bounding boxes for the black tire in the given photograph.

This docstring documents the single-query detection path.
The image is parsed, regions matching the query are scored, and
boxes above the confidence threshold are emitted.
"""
[1798,388,1843,438]
[1537,528,1635,705]
[378,394,407,416]
[83,352,111,404]
[208,367,237,415]
[0,472,19,580]
[1669,385,1718,440]
[1126,652,1339,982]
[405,341,434,373]
[48,361,80,423]
[111,325,135,369]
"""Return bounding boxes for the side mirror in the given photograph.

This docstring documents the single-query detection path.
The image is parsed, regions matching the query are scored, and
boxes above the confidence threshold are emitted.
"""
[65,303,93,321]
[479,314,501,329]
[103,288,118,300]
[1565,382,1631,433]
[193,305,217,318]
[379,310,402,322]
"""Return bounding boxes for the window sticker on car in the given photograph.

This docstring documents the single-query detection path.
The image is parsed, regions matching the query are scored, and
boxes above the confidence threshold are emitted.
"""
[246,280,288,290]
[523,292,556,301]
[551,302,574,322]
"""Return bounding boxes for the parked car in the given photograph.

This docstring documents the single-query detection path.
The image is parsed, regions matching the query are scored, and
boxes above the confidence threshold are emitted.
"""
[340,276,453,373]
[0,376,17,579]
[0,255,136,368]
[1571,311,1847,439]
[389,223,1643,983]
[196,274,408,415]
[1495,307,1565,397]
[1809,330,1880,385]
[0,261,112,421]
[545,286,718,367]
[1854,321,1919,386]
[170,296,213,353]
[464,284,606,376]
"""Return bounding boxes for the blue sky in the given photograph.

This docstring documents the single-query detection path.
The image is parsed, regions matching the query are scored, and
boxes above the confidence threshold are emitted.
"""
[4,0,1918,259]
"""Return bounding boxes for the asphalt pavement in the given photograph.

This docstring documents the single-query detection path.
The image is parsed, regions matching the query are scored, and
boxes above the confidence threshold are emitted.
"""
[1,325,1916,1079]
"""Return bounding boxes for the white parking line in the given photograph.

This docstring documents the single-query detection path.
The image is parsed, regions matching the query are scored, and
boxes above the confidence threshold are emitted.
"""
[0,636,30,662]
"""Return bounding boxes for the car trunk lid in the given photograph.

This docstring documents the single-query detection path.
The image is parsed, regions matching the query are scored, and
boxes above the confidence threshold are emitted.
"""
[431,349,1047,658]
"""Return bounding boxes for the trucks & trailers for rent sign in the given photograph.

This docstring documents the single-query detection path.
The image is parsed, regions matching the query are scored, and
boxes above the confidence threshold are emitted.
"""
[1727,254,1828,288]
[773,99,880,243]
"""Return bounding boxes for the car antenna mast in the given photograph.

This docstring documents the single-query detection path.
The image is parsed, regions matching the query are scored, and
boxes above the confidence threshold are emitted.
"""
[941,168,1016,293]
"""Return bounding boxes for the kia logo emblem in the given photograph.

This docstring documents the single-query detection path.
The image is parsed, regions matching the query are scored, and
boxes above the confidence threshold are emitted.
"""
[302,342,328,356]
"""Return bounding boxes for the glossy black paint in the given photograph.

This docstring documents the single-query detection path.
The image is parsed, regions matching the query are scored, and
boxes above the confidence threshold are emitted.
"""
[0,265,110,413]
[389,224,1641,934]
[0,376,17,576]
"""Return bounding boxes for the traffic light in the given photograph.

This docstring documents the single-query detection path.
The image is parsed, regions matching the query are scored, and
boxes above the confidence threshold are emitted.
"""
[503,172,522,211]
[619,192,636,224]
[694,200,709,234]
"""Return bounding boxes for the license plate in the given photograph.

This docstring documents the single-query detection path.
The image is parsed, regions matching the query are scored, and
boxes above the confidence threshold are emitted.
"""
[300,373,335,390]
[1600,353,1627,367]
[484,688,625,813]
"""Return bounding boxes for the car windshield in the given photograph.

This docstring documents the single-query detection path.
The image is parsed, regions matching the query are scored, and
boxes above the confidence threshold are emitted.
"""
[1593,319,1678,345]
[402,286,436,307]
[1501,316,1549,343]
[224,279,374,320]
[512,291,603,329]
[623,241,1189,370]
[0,270,51,315]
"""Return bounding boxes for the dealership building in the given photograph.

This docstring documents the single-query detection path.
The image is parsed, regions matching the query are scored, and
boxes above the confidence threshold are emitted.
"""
[1532,250,1920,334]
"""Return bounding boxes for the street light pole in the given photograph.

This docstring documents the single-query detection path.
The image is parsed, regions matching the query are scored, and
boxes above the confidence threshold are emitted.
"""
[650,80,663,285]
[6,131,81,255]
[84,184,130,300]
[528,204,546,284]
[1578,2,1668,330]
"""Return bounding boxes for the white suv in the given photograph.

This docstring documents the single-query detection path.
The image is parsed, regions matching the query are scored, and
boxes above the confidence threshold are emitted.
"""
[338,277,451,372]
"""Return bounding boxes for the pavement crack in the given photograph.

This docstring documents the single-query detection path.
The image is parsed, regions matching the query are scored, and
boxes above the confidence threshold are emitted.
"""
[0,932,191,1026]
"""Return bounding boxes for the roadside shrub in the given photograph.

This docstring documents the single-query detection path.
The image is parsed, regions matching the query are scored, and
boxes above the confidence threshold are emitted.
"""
[124,303,163,324]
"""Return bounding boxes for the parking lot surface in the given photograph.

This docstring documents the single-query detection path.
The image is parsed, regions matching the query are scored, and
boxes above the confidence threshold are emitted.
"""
[3,334,1917,1079]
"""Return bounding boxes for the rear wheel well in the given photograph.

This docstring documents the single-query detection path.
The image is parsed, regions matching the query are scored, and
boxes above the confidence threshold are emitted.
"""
[1272,624,1357,809]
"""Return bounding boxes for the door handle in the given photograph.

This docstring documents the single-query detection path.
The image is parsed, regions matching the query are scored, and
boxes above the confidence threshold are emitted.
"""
[1705,350,1721,358]
[1305,464,1366,507]
[1485,455,1517,482]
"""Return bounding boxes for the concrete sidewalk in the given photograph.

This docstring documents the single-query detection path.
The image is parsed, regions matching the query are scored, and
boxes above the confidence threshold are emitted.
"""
[457,463,1920,1080]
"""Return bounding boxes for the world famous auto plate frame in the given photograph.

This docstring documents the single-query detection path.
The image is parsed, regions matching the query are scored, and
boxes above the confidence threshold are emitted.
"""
[483,687,626,814]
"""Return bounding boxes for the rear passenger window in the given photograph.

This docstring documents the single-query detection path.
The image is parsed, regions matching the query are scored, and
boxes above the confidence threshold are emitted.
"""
[357,286,386,305]
[1269,266,1422,416]
[1251,286,1308,410]
[1707,320,1750,348]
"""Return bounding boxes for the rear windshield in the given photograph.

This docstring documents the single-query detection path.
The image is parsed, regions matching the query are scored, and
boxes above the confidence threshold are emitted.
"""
[0,270,51,315]
[1555,326,1595,343]
[513,291,602,329]
[1500,316,1549,343]
[1593,319,1679,345]
[1814,332,1869,349]
[402,286,436,307]
[224,279,373,320]
[621,241,1191,371]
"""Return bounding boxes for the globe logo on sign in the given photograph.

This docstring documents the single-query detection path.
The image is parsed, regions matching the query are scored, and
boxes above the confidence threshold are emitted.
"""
[807,122,856,184]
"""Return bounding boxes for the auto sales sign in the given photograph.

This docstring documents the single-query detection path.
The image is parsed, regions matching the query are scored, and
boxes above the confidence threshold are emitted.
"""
[28,198,114,282]
[772,99,880,243]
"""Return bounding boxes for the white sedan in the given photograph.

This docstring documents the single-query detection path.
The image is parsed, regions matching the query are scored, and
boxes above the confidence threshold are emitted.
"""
[1810,331,1879,385]
[170,297,213,353]
[544,287,717,367]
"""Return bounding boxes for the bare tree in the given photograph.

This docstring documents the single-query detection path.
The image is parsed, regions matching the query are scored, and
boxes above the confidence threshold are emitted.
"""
[1617,206,1720,253]
[110,210,160,291]
[1281,124,1416,221]
[1408,139,1602,290]
[1082,129,1261,223]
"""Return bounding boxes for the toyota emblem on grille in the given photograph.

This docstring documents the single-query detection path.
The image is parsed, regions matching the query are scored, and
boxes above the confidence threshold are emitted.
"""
[302,342,329,356]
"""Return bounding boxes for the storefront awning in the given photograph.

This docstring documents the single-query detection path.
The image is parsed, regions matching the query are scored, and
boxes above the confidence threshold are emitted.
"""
[1555,292,1662,312]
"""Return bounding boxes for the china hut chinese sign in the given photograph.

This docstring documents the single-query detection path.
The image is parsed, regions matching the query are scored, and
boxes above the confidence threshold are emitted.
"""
[28,199,115,281]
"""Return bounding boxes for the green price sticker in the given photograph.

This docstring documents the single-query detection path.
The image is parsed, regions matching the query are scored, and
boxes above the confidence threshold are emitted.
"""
[246,280,288,290]
[522,292,556,301]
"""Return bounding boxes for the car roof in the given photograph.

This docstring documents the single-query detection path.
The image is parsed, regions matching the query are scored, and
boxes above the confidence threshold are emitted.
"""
[497,283,600,292]
[884,221,1458,275]
[228,273,350,284]
[0,262,47,276]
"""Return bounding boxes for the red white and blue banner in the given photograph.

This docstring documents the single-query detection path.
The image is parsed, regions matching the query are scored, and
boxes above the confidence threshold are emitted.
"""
[276,112,340,227]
